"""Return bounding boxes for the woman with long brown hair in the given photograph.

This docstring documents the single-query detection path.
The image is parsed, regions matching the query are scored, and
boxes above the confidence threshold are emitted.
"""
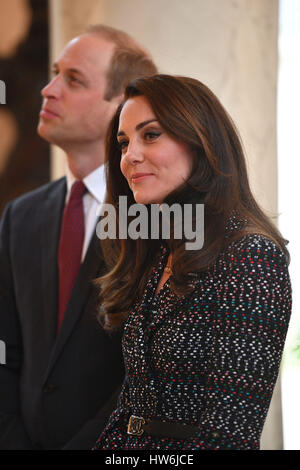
[93,75,291,450]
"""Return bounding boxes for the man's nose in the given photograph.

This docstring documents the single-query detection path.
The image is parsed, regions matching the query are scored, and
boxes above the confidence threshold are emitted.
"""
[41,75,61,99]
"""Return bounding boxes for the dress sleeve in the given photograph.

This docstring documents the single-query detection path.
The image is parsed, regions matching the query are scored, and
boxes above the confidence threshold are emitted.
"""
[93,375,129,449]
[195,235,292,450]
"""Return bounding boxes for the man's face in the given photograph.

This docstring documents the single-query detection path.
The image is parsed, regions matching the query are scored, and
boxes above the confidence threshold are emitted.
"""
[37,34,120,152]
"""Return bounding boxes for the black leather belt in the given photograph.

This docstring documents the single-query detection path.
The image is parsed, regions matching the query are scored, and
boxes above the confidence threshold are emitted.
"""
[127,415,199,439]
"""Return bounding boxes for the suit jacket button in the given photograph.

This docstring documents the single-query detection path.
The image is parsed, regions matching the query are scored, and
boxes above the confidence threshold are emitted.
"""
[43,383,55,393]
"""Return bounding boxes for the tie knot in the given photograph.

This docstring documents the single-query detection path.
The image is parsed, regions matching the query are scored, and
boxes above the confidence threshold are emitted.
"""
[70,180,86,200]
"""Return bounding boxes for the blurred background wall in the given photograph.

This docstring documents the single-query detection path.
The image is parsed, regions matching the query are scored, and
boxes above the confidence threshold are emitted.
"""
[50,0,279,225]
[0,0,49,215]
[0,0,282,449]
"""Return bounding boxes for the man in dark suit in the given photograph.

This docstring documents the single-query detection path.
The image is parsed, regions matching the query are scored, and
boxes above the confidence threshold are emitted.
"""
[0,25,157,450]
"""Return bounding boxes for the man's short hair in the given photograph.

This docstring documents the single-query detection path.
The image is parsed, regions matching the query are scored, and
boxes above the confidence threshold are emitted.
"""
[84,24,158,100]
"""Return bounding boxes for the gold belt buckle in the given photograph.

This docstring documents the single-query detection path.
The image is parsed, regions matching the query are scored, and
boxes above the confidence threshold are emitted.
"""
[127,415,145,436]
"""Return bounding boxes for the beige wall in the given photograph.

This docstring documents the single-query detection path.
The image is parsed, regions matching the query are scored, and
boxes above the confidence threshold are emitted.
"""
[49,0,281,449]
[50,0,278,218]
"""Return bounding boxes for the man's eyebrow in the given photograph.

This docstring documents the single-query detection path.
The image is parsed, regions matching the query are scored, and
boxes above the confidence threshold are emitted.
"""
[117,119,158,137]
[67,68,86,78]
[52,63,86,78]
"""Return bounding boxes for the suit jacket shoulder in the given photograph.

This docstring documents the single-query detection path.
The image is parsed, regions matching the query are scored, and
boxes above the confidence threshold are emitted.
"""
[6,177,66,218]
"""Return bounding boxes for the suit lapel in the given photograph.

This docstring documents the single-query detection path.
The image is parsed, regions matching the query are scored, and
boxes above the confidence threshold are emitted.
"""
[40,178,66,359]
[43,229,103,381]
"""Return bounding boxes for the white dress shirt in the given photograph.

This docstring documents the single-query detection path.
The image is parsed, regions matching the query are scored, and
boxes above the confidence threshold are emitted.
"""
[65,165,106,261]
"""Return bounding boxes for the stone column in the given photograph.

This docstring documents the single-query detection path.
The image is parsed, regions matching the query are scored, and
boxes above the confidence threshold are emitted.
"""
[49,0,281,449]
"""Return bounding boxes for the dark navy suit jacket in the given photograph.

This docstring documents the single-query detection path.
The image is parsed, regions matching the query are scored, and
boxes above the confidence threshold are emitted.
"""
[0,178,124,449]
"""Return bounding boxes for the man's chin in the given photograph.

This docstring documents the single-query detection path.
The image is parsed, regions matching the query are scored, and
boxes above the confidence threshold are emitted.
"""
[37,122,58,144]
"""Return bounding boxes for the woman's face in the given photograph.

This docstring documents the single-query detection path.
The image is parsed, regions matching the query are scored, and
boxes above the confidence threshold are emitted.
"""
[118,95,194,204]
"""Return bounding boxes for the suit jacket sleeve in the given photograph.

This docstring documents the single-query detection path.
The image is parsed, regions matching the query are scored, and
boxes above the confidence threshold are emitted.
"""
[0,204,34,449]
[61,384,122,450]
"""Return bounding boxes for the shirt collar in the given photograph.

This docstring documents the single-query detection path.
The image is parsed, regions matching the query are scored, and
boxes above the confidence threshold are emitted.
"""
[65,164,106,204]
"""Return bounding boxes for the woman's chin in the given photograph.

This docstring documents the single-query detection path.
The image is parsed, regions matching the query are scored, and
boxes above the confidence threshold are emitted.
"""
[133,193,158,205]
[132,187,168,205]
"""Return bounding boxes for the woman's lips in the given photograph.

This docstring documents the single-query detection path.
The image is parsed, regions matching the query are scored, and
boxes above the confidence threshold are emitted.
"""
[131,173,153,183]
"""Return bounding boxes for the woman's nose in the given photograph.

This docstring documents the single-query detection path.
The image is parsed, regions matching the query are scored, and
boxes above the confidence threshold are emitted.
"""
[123,141,144,165]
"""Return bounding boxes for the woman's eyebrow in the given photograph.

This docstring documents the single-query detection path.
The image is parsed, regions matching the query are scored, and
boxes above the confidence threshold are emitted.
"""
[117,119,158,137]
[136,119,158,130]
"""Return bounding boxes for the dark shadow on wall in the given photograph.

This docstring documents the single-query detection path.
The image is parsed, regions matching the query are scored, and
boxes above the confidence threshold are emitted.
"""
[0,0,50,216]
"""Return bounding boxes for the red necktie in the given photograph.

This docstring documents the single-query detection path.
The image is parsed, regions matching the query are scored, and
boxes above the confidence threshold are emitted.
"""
[57,180,86,330]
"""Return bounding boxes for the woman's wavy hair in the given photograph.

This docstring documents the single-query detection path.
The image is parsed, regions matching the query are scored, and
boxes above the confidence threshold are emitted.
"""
[97,74,289,330]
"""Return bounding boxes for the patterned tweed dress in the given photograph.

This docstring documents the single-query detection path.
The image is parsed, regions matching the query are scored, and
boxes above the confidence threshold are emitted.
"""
[94,219,292,450]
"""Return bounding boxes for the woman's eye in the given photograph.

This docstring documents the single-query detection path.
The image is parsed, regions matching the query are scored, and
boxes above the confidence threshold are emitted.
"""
[118,140,128,152]
[144,131,161,141]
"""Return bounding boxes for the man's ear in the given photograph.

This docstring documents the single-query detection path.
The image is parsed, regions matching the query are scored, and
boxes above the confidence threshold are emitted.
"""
[111,93,124,108]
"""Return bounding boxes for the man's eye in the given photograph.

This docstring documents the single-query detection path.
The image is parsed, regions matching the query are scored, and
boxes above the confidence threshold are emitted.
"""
[68,76,81,84]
